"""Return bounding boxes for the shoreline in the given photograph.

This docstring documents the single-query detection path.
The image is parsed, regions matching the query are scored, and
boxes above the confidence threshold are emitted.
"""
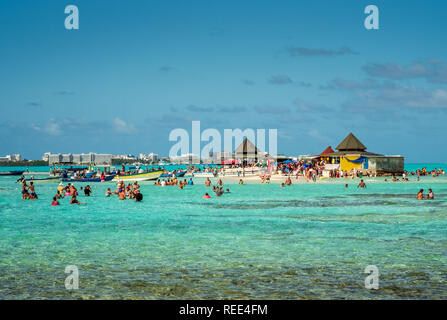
[185,174,447,185]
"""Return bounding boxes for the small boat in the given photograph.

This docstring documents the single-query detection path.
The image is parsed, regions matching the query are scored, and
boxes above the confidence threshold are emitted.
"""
[112,170,163,182]
[160,171,187,178]
[62,175,115,182]
[0,170,24,176]
[25,176,62,183]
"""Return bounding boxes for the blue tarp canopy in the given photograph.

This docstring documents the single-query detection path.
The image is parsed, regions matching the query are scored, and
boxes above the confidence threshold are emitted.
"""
[343,156,367,163]
[282,159,297,164]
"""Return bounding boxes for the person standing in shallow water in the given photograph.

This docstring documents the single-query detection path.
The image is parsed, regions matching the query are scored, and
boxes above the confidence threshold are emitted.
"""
[70,195,85,205]
[426,189,434,200]
[357,180,366,188]
[84,185,92,196]
[417,189,424,200]
[205,178,211,186]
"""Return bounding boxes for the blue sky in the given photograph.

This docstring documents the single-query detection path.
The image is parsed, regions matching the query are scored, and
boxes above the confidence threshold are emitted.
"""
[1,0,446,162]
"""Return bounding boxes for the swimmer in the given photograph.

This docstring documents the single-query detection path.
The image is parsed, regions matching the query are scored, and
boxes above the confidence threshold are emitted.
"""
[280,183,285,187]
[238,179,244,185]
[105,188,112,197]
[203,193,211,199]
[51,197,60,206]
[226,188,230,193]
[345,184,348,188]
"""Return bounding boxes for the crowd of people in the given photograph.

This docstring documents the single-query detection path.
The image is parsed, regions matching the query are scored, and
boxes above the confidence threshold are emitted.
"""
[202,178,230,198]
[50,182,90,205]
[17,165,442,203]
[154,177,194,188]
[407,168,445,177]
[114,181,143,201]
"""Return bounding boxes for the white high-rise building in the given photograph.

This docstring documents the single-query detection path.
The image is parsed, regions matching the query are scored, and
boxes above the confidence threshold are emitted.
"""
[47,153,112,165]
[0,154,22,162]
[148,153,158,163]
[42,152,51,161]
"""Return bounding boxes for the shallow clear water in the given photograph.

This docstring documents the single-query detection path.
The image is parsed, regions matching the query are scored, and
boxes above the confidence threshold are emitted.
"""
[0,168,446,299]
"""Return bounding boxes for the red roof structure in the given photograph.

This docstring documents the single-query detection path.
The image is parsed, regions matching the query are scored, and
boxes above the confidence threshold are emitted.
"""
[320,146,335,156]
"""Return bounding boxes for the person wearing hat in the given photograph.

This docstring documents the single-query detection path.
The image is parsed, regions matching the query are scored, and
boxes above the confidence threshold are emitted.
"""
[57,182,64,196]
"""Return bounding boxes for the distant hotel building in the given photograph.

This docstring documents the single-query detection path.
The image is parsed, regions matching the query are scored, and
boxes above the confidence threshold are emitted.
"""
[112,154,137,160]
[0,154,22,162]
[46,153,113,165]
[139,153,159,163]
[170,153,200,164]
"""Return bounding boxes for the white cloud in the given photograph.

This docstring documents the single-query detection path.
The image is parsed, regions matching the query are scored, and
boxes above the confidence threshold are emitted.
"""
[44,119,62,136]
[113,117,136,134]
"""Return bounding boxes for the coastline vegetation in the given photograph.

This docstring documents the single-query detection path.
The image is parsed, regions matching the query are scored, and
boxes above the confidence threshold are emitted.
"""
[0,160,49,167]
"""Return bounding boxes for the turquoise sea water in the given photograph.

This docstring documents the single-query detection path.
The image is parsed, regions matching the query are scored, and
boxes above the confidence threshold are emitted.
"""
[0,165,446,299]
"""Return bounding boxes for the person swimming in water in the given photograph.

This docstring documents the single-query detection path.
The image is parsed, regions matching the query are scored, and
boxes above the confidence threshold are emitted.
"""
[51,197,60,206]
[426,189,434,200]
[238,179,244,185]
[203,193,211,199]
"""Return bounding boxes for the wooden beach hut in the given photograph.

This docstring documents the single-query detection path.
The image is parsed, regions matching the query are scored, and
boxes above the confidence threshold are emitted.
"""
[323,133,404,175]
[234,138,261,163]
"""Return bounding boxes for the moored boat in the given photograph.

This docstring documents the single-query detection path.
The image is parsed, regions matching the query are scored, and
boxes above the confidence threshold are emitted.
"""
[160,171,187,178]
[24,176,62,183]
[0,170,24,176]
[112,170,163,182]
[62,175,115,182]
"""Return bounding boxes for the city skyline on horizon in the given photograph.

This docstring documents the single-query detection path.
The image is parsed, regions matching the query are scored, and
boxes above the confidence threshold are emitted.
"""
[1,0,447,162]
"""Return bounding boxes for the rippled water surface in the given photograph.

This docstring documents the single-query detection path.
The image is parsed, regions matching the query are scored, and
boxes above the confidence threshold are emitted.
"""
[1,172,446,299]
